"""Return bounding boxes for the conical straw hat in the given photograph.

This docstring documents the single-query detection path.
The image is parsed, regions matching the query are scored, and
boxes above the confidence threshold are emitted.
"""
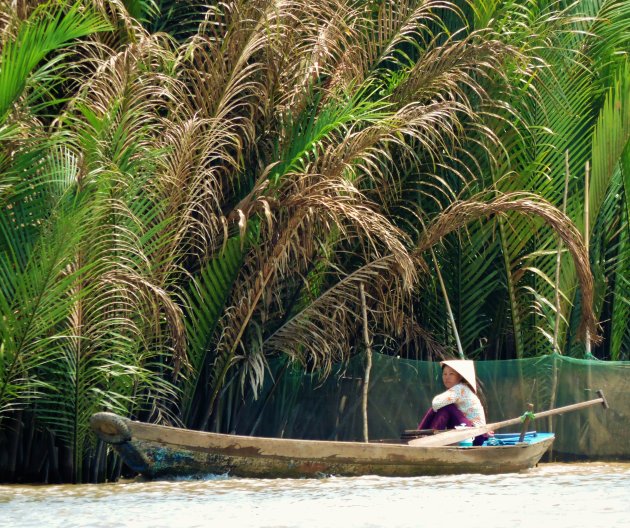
[440,360,477,393]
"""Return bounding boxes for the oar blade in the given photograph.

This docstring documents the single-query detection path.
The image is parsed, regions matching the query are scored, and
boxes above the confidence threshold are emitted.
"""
[408,426,488,447]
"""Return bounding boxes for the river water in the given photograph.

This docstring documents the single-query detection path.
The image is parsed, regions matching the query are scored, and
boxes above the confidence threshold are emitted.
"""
[1,463,628,528]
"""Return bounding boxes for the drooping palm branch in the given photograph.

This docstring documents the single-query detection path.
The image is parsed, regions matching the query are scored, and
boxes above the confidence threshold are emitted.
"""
[261,192,599,369]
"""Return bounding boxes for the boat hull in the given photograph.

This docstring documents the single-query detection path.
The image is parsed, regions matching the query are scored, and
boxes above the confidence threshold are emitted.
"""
[90,412,554,479]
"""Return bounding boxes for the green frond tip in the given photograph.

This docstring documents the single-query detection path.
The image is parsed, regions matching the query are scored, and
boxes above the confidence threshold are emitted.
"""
[271,86,392,184]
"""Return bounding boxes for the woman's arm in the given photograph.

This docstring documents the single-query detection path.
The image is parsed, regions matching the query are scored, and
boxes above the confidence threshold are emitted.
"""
[431,384,465,410]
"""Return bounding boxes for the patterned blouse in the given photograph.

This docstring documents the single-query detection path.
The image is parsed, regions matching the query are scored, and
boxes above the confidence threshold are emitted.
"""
[432,382,486,426]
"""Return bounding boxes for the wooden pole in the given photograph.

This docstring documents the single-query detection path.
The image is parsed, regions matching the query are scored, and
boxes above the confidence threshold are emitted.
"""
[548,151,571,452]
[431,249,464,359]
[519,403,534,442]
[584,161,595,452]
[552,150,571,354]
[584,161,592,357]
[360,283,372,443]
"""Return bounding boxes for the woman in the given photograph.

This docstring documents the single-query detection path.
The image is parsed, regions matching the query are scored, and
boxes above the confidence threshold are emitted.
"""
[417,359,488,445]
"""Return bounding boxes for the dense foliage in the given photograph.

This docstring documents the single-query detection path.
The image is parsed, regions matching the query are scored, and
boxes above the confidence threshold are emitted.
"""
[0,0,627,482]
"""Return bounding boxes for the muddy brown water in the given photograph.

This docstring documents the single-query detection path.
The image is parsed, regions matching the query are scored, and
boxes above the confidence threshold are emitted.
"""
[1,462,628,527]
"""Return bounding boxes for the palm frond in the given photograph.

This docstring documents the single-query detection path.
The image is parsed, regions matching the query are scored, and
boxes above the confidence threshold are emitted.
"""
[0,198,92,418]
[262,252,423,373]
[0,2,110,121]
[456,0,627,356]
[439,224,503,354]
[609,211,630,359]
[199,171,416,427]
[417,192,599,342]
[589,59,630,235]
[181,236,244,426]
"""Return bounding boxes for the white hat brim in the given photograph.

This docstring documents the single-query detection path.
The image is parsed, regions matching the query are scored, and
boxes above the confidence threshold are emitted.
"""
[440,360,477,393]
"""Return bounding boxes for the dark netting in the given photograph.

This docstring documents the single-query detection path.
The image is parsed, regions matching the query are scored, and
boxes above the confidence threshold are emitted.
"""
[236,354,630,460]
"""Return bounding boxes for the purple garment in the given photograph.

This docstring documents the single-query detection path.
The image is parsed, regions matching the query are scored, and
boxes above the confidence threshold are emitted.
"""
[417,403,487,446]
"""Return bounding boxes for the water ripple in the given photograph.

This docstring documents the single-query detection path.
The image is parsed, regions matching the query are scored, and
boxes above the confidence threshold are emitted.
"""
[1,463,629,528]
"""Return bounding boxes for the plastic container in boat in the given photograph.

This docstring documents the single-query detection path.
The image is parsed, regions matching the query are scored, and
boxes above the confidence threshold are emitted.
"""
[455,424,474,446]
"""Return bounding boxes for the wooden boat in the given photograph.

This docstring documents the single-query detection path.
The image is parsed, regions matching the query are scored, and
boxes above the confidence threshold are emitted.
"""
[90,412,554,479]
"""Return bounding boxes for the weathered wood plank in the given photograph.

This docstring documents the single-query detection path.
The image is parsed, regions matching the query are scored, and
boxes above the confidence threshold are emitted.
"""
[90,412,554,479]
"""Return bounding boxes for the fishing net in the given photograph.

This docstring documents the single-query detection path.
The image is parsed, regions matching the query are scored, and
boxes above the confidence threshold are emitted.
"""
[236,354,630,460]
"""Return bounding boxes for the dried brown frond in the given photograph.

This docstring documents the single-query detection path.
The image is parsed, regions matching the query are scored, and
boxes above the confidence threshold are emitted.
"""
[262,250,427,375]
[181,0,274,126]
[155,117,232,261]
[0,0,27,42]
[204,170,417,409]
[86,0,145,44]
[65,33,182,128]
[316,99,470,212]
[171,2,279,253]
[365,0,463,73]
[417,192,600,343]
[393,29,517,107]
[270,0,365,113]
[102,269,187,375]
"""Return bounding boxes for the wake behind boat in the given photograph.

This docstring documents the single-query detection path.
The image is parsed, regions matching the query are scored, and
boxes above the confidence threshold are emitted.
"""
[90,412,554,479]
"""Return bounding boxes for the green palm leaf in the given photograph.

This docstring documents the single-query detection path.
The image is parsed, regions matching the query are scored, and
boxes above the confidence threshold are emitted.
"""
[443,227,502,353]
[182,236,244,427]
[589,59,630,236]
[0,200,92,417]
[561,57,630,354]
[457,0,629,357]
[609,211,630,360]
[0,2,110,122]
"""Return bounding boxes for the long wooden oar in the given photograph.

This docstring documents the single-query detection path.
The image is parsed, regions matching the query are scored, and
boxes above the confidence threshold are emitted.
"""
[408,390,609,447]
